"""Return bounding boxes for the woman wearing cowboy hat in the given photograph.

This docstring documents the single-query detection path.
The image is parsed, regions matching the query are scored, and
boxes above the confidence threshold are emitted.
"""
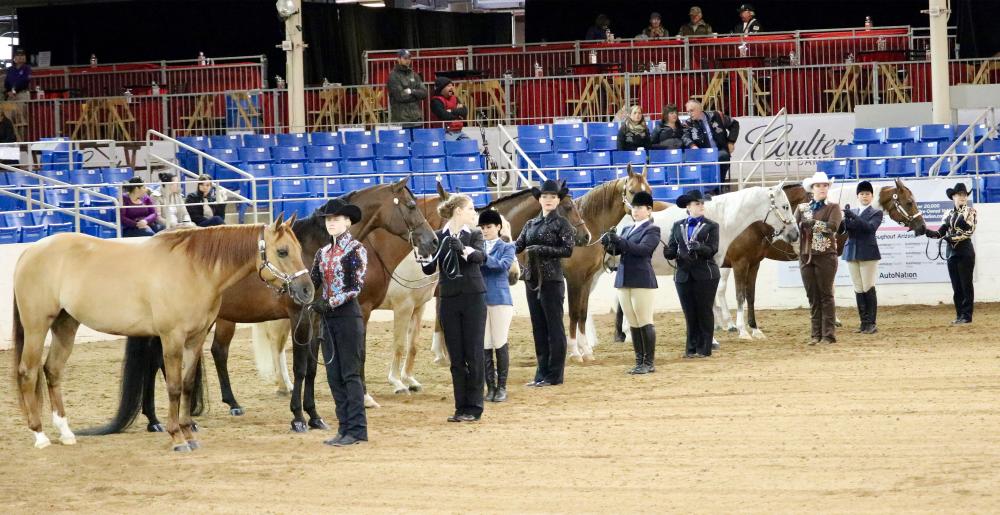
[663,190,720,358]
[602,191,661,373]
[842,180,883,334]
[925,182,977,325]
[796,171,843,344]
[309,198,368,446]
[516,179,576,387]
[478,209,516,402]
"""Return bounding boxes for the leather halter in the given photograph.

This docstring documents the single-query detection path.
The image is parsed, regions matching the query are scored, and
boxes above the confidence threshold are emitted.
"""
[257,226,309,296]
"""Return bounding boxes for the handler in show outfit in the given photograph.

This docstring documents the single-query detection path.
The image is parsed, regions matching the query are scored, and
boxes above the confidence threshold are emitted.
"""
[796,172,843,344]
[841,180,883,334]
[924,182,977,325]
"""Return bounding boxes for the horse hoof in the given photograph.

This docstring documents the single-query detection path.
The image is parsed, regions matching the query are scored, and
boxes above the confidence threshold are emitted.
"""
[583,353,596,362]
[738,332,752,341]
[229,407,245,416]
[364,395,381,409]
[290,420,308,433]
[432,357,448,367]
[172,444,191,453]
[34,433,51,449]
[751,330,767,339]
[393,387,410,395]
[147,423,165,433]
[727,327,738,333]
[187,440,200,450]
[60,435,77,446]
[308,418,330,431]
[408,384,422,393]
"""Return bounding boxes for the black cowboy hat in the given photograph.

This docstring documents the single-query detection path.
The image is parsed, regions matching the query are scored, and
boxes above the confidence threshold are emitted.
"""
[478,209,503,227]
[531,179,569,200]
[631,191,654,208]
[946,182,970,199]
[676,189,711,208]
[737,3,755,12]
[318,197,362,224]
[434,76,452,95]
[856,180,874,195]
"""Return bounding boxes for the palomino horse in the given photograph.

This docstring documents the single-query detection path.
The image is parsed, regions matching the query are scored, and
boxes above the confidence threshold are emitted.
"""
[715,178,926,339]
[86,180,437,435]
[12,218,313,451]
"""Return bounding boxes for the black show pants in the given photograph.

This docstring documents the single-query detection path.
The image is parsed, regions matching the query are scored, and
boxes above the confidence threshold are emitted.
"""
[439,292,487,417]
[526,280,567,384]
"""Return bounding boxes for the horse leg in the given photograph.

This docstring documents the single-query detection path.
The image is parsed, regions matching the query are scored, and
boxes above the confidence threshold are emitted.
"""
[289,335,309,433]
[15,306,55,449]
[747,259,767,339]
[210,320,244,416]
[387,304,410,395]
[178,339,207,450]
[715,268,737,332]
[305,336,328,430]
[732,263,753,340]
[430,298,448,366]
[361,331,381,409]
[159,334,190,452]
[143,337,166,432]
[403,301,425,392]
[44,312,80,446]
[265,319,293,394]
[564,279,584,363]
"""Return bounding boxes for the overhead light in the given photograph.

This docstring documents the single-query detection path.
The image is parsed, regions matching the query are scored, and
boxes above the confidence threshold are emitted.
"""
[362,1,386,6]
[276,0,298,19]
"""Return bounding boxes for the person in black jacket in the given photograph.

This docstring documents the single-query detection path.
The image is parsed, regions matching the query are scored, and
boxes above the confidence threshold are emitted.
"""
[841,180,883,334]
[733,4,763,34]
[386,49,428,128]
[516,179,576,387]
[650,104,684,150]
[663,190,721,358]
[682,100,740,189]
[602,191,661,374]
[185,174,226,226]
[429,76,469,141]
[421,193,488,422]
[925,182,977,325]
[617,105,651,151]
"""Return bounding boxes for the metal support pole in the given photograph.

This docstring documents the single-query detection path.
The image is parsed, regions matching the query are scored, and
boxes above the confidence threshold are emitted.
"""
[872,63,881,104]
[926,0,952,124]
[282,0,307,133]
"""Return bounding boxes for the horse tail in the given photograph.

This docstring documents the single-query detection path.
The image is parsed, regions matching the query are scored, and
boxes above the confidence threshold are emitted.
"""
[77,336,155,435]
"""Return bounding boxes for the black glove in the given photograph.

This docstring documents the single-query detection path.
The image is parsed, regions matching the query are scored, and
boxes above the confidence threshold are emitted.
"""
[687,240,702,251]
[526,245,545,256]
[843,208,856,220]
[307,298,330,314]
[448,237,464,253]
[607,231,621,245]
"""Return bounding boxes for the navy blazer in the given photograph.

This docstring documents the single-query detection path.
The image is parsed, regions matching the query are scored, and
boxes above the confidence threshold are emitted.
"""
[606,220,660,289]
[841,206,883,262]
[662,218,721,283]
[480,239,515,306]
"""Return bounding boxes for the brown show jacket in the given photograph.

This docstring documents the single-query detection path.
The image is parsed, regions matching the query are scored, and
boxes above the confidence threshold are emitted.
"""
[795,202,843,263]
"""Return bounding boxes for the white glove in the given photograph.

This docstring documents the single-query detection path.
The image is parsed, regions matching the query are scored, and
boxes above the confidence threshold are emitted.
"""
[404,88,412,95]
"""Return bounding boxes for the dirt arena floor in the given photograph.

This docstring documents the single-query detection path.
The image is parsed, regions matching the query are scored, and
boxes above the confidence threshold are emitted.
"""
[1,302,998,513]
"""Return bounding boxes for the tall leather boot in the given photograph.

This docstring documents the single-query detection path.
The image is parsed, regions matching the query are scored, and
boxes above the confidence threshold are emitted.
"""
[494,344,509,402]
[863,288,878,334]
[641,324,656,373]
[628,328,647,374]
[614,305,627,343]
[484,349,497,402]
[854,291,867,333]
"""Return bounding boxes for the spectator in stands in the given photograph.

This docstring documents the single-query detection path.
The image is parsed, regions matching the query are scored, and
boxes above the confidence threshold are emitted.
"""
[617,105,650,151]
[387,49,428,128]
[0,110,17,166]
[121,177,162,238]
[678,7,713,37]
[639,12,668,39]
[650,104,684,150]
[153,172,193,230]
[3,49,31,102]
[430,77,469,141]
[682,100,739,189]
[733,3,762,34]
[585,14,611,40]
[185,174,227,227]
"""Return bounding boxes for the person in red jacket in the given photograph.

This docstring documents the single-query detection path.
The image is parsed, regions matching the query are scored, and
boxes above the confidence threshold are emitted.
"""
[430,76,469,141]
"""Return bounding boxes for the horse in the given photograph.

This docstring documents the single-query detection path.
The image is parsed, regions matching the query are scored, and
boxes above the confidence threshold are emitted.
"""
[715,178,927,339]
[11,218,313,451]
[85,180,437,435]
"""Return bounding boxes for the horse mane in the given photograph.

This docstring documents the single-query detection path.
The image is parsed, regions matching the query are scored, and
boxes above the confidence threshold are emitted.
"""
[481,188,533,211]
[578,179,622,221]
[154,224,263,270]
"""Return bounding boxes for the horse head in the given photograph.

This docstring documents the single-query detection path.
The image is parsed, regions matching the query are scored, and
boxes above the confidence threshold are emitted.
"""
[881,178,926,236]
[624,163,652,199]
[765,180,800,244]
[556,179,592,246]
[260,213,315,305]
[359,179,438,259]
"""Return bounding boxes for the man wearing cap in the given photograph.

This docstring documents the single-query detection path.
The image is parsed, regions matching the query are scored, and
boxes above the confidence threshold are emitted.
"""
[733,4,763,35]
[310,198,369,446]
[678,7,714,37]
[430,76,469,141]
[640,12,668,39]
[3,48,31,101]
[386,49,428,128]
[796,171,843,345]
[925,182,977,325]
[682,99,739,191]
[841,180,883,334]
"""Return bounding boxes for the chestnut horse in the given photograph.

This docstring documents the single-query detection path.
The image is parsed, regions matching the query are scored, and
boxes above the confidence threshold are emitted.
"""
[12,219,313,451]
[716,178,927,339]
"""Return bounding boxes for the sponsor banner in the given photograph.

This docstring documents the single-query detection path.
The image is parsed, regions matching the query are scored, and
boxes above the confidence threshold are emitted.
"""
[731,113,855,177]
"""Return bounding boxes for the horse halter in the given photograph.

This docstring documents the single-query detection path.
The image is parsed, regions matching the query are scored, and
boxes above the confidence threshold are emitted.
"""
[887,192,924,226]
[763,189,794,236]
[257,227,309,296]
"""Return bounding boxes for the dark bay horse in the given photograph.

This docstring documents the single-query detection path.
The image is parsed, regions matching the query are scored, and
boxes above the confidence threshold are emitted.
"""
[716,178,927,339]
[85,180,437,435]
[12,219,313,451]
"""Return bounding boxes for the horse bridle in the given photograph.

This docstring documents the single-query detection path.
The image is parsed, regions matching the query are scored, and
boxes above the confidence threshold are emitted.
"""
[257,227,309,296]
[886,191,924,227]
[762,188,795,237]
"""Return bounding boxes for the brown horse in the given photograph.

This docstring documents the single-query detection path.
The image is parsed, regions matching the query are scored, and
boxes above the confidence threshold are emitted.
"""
[12,218,313,451]
[716,178,927,339]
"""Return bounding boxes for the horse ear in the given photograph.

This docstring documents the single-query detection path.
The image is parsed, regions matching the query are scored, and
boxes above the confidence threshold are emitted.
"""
[626,163,635,177]
[285,212,298,227]
[894,177,904,190]
[642,164,649,180]
[393,177,407,191]
[436,180,450,200]
[272,213,285,229]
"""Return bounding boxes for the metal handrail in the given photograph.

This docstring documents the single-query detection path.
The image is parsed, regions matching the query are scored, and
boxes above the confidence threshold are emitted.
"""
[497,123,545,185]
[145,129,256,210]
[928,107,995,176]
[0,162,120,233]
[740,107,788,187]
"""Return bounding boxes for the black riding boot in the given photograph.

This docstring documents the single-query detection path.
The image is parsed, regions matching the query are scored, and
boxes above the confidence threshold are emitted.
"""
[614,305,627,343]
[494,344,509,402]
[484,349,497,402]
[628,328,647,374]
[855,291,867,333]
[863,288,878,334]
[641,324,656,373]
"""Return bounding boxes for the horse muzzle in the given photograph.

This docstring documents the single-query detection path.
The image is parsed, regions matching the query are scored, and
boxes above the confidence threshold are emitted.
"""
[288,275,315,306]
[414,230,438,260]
[574,228,593,247]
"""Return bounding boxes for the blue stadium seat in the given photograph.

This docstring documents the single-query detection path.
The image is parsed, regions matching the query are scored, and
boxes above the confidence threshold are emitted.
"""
[517,125,549,140]
[451,172,487,192]
[447,156,484,171]
[44,187,75,206]
[683,147,719,163]
[0,188,27,212]
[310,176,346,197]
[0,226,19,244]
[40,150,84,171]
[651,185,687,203]
[577,151,611,168]
[983,175,1000,202]
[645,165,669,185]
[554,136,588,153]
[445,139,479,156]
[540,153,575,170]
[271,145,308,163]
[413,157,447,173]
[519,137,552,154]
[306,161,339,176]
[378,129,411,143]
[699,164,721,184]
[834,144,868,159]
[860,159,887,179]
[649,148,683,164]
[552,123,585,138]
[340,176,378,192]
[241,163,272,204]
[377,159,411,173]
[886,126,919,143]
[242,163,272,177]
[47,222,73,236]
[310,132,343,146]
[612,149,646,165]
[886,158,921,178]
[376,142,410,159]
[306,145,341,162]
[4,211,34,227]
[102,167,134,184]
[586,122,618,137]
[20,224,47,243]
[342,143,376,160]
[272,177,308,198]
[904,141,939,157]
[344,130,376,146]
[39,168,70,183]
[868,143,904,158]
[239,147,273,164]
[975,155,1000,174]
[341,160,375,175]
[244,134,277,148]
[206,148,241,179]
[7,170,39,186]
[274,192,311,219]
[413,128,446,142]
[588,135,618,151]
[983,138,1000,155]
[411,140,446,158]
[272,163,306,177]
[678,165,701,183]
[410,174,449,194]
[37,208,73,226]
[209,134,242,149]
[852,127,884,144]
[559,169,594,187]
[276,133,309,147]
[466,191,490,208]
[593,166,628,183]
[920,124,955,142]
[177,136,210,152]
[70,168,103,185]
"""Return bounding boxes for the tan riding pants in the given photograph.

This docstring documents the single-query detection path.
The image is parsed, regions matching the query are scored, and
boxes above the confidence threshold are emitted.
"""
[617,288,656,327]
[848,260,879,292]
[484,305,514,350]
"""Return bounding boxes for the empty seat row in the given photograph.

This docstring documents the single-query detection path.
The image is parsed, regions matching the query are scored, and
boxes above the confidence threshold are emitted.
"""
[177,128,454,152]
[819,154,1000,179]
[835,139,1000,159]
[526,148,721,171]
[517,122,622,141]
[852,123,996,144]
[0,167,134,187]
